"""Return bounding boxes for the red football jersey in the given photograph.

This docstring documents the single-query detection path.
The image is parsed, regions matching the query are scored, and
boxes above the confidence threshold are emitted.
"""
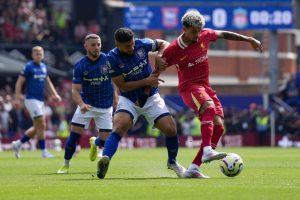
[163,28,218,92]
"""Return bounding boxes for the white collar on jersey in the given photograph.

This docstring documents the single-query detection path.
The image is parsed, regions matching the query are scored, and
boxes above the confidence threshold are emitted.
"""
[177,34,188,49]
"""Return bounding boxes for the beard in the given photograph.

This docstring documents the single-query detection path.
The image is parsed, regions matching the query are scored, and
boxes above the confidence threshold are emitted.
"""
[90,51,99,58]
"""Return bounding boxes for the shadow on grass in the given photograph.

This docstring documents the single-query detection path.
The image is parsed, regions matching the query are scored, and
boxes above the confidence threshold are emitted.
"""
[33,172,92,175]
[61,177,228,181]
[62,177,178,181]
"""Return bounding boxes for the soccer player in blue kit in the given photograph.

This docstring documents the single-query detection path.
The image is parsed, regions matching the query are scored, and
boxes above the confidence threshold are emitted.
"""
[57,34,117,174]
[96,27,186,179]
[12,46,61,158]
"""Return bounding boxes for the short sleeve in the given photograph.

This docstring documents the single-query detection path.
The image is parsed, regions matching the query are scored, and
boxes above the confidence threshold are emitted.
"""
[204,28,218,42]
[107,54,122,77]
[162,45,174,66]
[72,63,82,84]
[20,64,31,77]
[140,38,158,52]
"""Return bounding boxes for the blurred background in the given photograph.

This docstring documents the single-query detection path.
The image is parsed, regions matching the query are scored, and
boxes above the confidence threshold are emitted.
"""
[0,0,300,150]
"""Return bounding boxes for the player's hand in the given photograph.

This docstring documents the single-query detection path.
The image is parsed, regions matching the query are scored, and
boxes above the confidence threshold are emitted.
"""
[146,76,165,87]
[52,94,62,102]
[79,103,91,114]
[155,55,168,72]
[249,38,263,53]
[14,94,23,108]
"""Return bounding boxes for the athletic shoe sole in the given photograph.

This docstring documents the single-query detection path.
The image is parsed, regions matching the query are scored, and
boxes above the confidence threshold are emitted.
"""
[97,156,110,179]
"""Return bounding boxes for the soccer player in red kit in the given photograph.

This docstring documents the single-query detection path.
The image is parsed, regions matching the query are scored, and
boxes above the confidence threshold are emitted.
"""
[157,9,263,178]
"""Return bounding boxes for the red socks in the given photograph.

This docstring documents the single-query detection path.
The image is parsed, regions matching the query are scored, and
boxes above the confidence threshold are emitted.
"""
[192,124,225,166]
[211,125,224,149]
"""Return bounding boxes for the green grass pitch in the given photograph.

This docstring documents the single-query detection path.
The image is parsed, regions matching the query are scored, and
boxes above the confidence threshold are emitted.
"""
[0,147,299,200]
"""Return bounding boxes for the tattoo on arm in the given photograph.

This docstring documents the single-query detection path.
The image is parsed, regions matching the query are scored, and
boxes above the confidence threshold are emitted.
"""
[222,31,250,42]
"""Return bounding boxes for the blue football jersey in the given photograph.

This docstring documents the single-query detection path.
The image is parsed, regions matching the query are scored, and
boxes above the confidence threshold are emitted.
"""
[107,38,158,103]
[21,61,48,101]
[73,53,113,108]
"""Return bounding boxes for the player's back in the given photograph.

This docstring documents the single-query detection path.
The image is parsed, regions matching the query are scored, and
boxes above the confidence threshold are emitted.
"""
[73,53,113,109]
[163,28,218,92]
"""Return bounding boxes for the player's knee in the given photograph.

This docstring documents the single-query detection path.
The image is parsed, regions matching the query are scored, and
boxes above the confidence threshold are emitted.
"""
[201,105,216,121]
[163,124,177,136]
[113,125,129,136]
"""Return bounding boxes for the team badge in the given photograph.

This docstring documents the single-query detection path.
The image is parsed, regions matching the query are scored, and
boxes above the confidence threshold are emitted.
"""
[136,48,145,59]
[101,65,109,75]
[83,71,88,76]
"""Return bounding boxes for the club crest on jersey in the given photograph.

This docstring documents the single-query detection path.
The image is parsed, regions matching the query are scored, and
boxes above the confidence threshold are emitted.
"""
[118,63,125,68]
[101,65,109,75]
[106,61,112,69]
[136,48,146,59]
[83,71,88,76]
[200,42,205,49]
[42,67,47,73]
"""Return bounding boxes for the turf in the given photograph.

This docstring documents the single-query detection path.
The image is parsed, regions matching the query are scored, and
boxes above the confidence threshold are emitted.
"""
[0,147,299,200]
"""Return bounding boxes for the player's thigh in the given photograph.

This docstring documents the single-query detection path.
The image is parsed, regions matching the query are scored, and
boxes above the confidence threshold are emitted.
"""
[71,106,92,134]
[113,112,133,135]
[142,93,176,136]
[210,94,224,119]
[24,99,45,119]
[181,86,212,113]
[94,107,113,133]
[154,114,177,136]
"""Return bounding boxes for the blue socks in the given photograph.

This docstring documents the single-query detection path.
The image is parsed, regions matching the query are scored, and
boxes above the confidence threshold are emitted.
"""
[95,137,106,148]
[20,135,30,143]
[103,132,121,159]
[38,139,45,150]
[165,135,179,164]
[64,132,81,160]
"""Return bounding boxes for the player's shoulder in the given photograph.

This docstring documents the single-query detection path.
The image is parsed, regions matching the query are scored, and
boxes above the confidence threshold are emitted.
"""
[74,56,88,69]
[201,28,217,36]
[107,48,120,60]
[25,61,34,68]
[135,38,154,46]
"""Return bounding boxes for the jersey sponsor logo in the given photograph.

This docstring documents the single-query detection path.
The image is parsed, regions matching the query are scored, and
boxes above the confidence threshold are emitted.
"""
[33,74,47,79]
[83,76,109,85]
[187,55,208,68]
[123,59,147,77]
[136,48,146,59]
[180,55,187,61]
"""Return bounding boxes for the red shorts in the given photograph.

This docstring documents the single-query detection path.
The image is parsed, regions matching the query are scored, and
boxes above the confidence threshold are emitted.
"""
[180,85,224,118]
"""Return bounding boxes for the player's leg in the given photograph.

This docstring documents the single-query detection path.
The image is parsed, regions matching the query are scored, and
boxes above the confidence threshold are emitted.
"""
[210,93,225,150]
[144,93,185,177]
[97,112,133,179]
[211,115,225,150]
[34,115,54,158]
[57,107,89,174]
[97,96,136,179]
[154,115,186,178]
[90,107,113,161]
[11,126,35,159]
[90,131,110,161]
[57,124,84,174]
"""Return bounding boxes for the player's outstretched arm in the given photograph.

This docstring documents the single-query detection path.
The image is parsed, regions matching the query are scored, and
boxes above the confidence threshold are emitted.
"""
[216,30,263,52]
[46,76,61,102]
[112,74,164,93]
[72,83,91,113]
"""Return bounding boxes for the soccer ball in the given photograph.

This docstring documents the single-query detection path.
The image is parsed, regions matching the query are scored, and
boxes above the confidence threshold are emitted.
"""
[219,153,243,177]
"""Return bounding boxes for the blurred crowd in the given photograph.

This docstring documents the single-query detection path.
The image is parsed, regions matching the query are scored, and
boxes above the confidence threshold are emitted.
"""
[0,0,101,44]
